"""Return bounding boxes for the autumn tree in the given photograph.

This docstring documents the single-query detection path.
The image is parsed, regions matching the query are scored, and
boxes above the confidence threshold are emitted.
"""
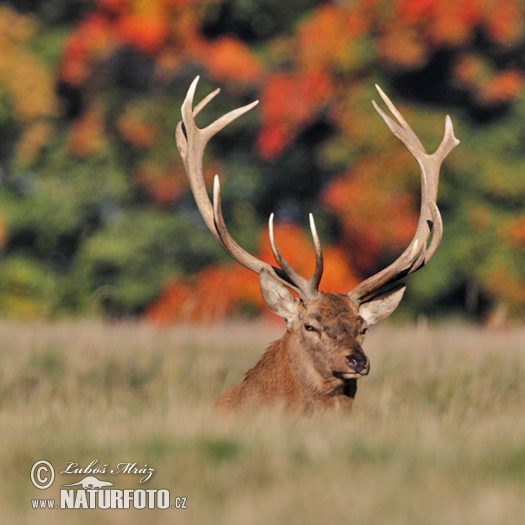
[150,0,525,322]
[0,0,523,321]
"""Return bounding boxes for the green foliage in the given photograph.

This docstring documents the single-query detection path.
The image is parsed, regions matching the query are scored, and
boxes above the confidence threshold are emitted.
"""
[0,0,523,321]
[71,208,229,315]
[0,255,53,318]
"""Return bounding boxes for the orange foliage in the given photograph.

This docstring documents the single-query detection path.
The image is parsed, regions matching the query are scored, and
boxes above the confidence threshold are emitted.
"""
[468,206,491,232]
[66,109,106,157]
[323,153,417,271]
[0,7,57,164]
[61,0,263,90]
[453,55,523,106]
[296,3,368,72]
[53,0,525,319]
[0,216,5,248]
[62,1,205,81]
[396,0,525,48]
[484,260,525,312]
[453,54,488,88]
[253,0,525,157]
[204,36,264,85]
[134,162,182,207]
[478,70,523,105]
[59,0,525,167]
[396,0,440,23]
[146,221,359,323]
[117,111,158,149]
[116,12,167,54]
[146,264,262,323]
[483,2,523,44]
[377,26,428,68]
[502,215,525,251]
[428,2,480,46]
[396,0,479,45]
[97,0,209,55]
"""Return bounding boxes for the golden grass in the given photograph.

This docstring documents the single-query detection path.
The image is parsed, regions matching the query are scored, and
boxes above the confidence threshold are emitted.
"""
[1,319,524,524]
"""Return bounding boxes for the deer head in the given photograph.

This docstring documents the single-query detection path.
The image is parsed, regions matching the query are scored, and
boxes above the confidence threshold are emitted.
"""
[176,77,459,410]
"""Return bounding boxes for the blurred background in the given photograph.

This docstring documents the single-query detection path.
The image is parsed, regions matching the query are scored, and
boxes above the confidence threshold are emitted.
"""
[0,0,523,324]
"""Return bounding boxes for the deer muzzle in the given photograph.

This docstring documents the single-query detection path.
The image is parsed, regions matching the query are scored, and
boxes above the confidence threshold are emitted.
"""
[345,354,370,377]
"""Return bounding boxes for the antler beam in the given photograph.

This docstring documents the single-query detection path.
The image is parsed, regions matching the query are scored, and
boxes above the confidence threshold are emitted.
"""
[176,76,323,303]
[347,85,460,305]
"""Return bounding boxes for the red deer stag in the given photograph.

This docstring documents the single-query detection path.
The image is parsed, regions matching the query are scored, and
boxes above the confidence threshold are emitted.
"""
[176,77,459,412]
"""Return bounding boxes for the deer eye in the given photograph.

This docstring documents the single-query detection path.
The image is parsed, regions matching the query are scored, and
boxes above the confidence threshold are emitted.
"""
[360,327,369,336]
[304,324,317,333]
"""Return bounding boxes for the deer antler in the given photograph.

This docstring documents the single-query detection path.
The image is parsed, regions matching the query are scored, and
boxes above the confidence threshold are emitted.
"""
[347,85,460,305]
[176,76,323,303]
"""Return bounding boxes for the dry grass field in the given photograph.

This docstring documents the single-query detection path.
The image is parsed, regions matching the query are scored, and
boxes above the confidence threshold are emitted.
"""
[0,319,524,524]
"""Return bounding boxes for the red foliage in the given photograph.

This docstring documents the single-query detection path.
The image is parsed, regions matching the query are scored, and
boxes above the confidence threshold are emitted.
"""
[256,68,332,159]
[396,0,525,48]
[54,0,525,319]
[60,13,115,86]
[60,0,262,89]
[256,121,292,161]
[396,0,440,23]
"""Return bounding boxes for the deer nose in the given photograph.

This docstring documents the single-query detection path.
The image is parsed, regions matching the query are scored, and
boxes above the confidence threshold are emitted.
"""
[346,354,369,375]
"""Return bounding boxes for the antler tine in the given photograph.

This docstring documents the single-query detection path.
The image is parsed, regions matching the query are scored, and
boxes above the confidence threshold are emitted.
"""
[177,76,323,303]
[212,175,279,274]
[348,85,459,304]
[424,201,443,264]
[193,87,221,117]
[268,213,324,301]
[309,214,324,291]
[268,215,309,301]
[177,77,264,266]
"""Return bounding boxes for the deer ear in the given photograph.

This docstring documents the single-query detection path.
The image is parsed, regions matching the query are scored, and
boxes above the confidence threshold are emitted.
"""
[259,269,300,321]
[358,284,406,325]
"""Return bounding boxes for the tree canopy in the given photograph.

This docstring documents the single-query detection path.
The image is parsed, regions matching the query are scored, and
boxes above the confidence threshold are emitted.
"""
[0,0,523,322]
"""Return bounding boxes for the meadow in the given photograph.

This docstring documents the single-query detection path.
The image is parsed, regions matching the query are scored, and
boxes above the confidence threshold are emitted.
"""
[0,318,524,524]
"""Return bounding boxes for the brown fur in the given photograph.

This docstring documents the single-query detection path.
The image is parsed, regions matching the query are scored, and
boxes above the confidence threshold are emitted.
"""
[215,294,369,413]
